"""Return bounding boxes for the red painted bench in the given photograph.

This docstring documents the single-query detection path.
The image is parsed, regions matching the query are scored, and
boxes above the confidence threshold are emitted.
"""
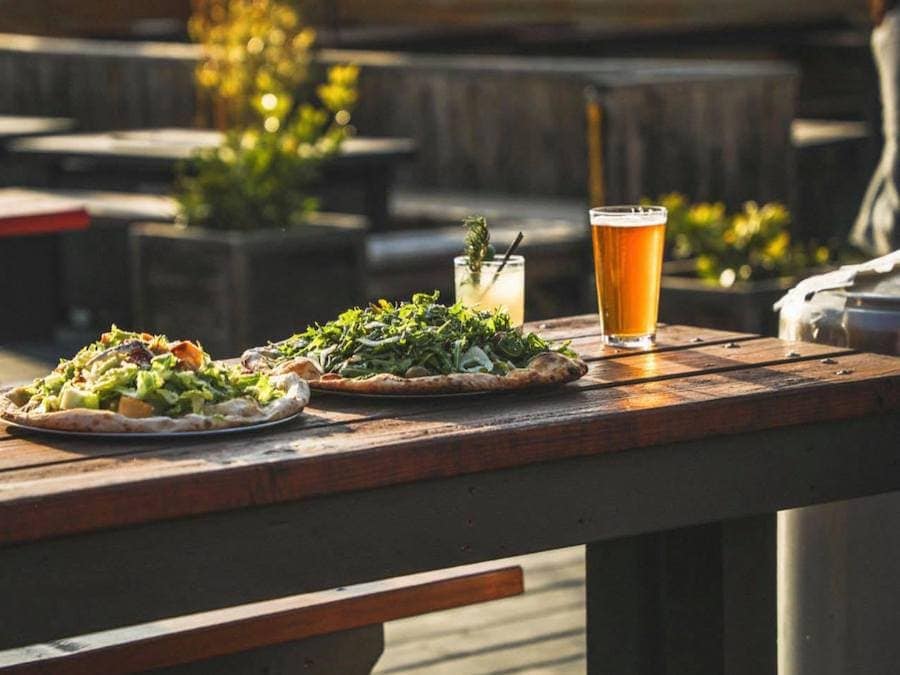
[0,189,89,340]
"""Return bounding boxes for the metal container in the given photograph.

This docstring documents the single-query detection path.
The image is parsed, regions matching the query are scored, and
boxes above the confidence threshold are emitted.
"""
[777,252,900,354]
[776,251,900,675]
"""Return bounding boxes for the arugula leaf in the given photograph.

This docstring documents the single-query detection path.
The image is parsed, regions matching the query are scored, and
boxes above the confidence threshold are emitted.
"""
[275,292,575,379]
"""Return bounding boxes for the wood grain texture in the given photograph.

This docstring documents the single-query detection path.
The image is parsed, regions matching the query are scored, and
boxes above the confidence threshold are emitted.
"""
[0,35,198,132]
[0,323,754,450]
[151,626,383,675]
[329,49,797,197]
[0,345,895,546]
[0,34,798,198]
[597,73,797,207]
[0,563,522,675]
[1,414,894,649]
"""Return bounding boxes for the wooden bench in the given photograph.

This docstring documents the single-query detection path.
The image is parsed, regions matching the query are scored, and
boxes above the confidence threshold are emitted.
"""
[0,116,77,223]
[9,129,415,231]
[0,188,175,333]
[0,562,523,675]
[0,188,368,356]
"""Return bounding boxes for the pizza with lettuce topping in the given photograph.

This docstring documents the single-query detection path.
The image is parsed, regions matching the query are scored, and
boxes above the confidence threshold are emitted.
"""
[0,327,309,433]
[241,292,587,395]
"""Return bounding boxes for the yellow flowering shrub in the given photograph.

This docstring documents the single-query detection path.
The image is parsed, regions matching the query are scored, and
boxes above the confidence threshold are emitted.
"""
[649,193,832,287]
[178,0,359,229]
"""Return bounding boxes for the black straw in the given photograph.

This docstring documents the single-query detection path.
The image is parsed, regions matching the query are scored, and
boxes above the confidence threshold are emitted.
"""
[479,231,524,300]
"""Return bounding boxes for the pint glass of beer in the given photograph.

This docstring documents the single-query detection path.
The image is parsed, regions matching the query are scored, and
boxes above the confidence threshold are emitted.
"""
[589,205,667,348]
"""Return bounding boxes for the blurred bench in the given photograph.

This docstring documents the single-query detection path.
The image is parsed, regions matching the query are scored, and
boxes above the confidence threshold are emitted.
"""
[0,188,369,356]
[0,115,75,187]
[0,189,89,341]
[9,129,415,231]
[329,50,798,206]
[0,563,523,675]
[0,116,73,151]
[0,189,177,332]
[0,34,798,205]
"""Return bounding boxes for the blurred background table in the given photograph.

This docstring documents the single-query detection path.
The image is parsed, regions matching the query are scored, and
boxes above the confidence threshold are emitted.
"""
[9,129,416,231]
[0,189,89,340]
[0,115,74,146]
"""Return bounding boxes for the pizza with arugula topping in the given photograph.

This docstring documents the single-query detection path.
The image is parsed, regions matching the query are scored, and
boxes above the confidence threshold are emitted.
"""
[242,293,587,395]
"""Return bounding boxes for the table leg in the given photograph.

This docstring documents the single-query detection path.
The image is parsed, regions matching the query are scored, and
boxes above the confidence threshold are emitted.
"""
[585,514,776,675]
[364,165,391,231]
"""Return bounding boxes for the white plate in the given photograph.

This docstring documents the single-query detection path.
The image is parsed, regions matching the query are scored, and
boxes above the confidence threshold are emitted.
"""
[5,411,304,440]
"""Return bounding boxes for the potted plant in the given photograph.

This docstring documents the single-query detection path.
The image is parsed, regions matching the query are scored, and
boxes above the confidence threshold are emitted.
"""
[132,0,365,357]
[649,193,843,335]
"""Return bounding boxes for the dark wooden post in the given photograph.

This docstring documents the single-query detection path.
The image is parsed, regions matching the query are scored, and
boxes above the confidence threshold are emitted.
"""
[586,514,776,675]
[586,85,606,209]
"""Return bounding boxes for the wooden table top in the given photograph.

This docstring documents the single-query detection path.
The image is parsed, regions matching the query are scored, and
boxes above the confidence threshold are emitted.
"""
[1,317,897,547]
[9,128,416,167]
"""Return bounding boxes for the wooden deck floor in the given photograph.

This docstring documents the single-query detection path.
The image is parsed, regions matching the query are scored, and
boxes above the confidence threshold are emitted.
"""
[375,547,586,675]
[0,348,588,674]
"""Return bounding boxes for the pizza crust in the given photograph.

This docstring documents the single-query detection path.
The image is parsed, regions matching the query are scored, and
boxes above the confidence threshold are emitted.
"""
[243,350,588,396]
[0,373,309,434]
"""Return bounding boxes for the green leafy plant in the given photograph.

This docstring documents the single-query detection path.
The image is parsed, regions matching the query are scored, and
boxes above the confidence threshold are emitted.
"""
[177,0,359,230]
[650,193,832,287]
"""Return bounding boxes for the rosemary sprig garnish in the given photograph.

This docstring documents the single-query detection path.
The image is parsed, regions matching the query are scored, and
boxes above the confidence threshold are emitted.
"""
[463,215,495,284]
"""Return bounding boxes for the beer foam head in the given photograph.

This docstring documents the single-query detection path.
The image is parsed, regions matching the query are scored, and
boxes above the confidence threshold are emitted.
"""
[589,205,667,227]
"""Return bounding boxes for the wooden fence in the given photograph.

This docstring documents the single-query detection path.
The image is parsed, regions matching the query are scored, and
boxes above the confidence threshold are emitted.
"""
[0,34,198,130]
[333,0,861,28]
[320,50,799,202]
[0,33,798,202]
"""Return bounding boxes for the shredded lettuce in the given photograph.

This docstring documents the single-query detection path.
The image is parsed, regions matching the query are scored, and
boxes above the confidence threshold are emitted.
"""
[274,291,574,379]
[16,326,282,417]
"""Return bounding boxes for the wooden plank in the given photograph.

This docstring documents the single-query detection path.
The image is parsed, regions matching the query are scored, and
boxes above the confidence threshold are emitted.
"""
[4,627,385,675]
[0,189,89,236]
[0,334,824,475]
[332,0,856,27]
[0,116,73,143]
[568,328,757,361]
[0,412,894,648]
[531,317,754,345]
[575,337,850,380]
[0,562,522,675]
[0,342,881,488]
[0,351,895,545]
[153,627,384,675]
[9,131,415,168]
[0,209,89,237]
